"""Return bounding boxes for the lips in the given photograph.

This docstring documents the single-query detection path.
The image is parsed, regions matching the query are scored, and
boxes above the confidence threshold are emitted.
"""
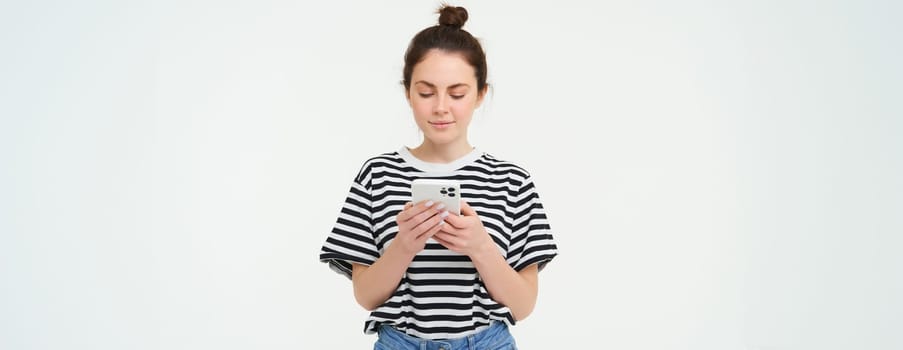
[429,121,455,129]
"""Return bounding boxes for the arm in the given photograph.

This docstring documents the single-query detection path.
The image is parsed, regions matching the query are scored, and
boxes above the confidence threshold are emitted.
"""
[350,245,413,310]
[470,248,539,321]
[433,201,540,321]
[351,200,446,310]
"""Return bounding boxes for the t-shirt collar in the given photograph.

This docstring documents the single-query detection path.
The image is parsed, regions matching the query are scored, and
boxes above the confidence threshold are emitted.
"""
[398,146,482,173]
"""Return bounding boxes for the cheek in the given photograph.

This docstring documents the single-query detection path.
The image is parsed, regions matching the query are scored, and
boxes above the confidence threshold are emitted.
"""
[411,99,433,118]
[414,100,431,113]
[450,100,476,117]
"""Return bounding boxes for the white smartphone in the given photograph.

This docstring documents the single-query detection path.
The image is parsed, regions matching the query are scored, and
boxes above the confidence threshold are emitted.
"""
[411,179,461,215]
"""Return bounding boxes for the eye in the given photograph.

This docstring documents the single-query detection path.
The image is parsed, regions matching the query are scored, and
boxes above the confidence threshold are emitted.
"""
[418,93,434,98]
[450,94,465,100]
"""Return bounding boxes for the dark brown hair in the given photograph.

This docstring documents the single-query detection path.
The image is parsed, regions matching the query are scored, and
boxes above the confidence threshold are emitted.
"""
[402,5,488,93]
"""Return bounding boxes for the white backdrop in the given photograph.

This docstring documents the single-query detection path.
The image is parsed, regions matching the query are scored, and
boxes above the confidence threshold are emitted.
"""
[1,0,901,349]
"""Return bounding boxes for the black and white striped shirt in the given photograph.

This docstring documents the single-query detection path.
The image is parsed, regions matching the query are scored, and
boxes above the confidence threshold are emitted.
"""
[319,147,558,340]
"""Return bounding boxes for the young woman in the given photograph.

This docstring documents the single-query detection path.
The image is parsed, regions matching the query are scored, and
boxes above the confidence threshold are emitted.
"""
[319,5,558,349]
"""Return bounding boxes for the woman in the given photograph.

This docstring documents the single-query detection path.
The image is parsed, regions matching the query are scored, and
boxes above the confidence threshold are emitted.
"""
[319,5,558,349]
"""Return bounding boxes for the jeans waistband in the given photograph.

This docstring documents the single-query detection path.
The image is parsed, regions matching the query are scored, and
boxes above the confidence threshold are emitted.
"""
[376,321,514,350]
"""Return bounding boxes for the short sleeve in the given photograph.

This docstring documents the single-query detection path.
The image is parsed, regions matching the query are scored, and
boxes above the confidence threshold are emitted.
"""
[319,165,379,280]
[508,175,558,272]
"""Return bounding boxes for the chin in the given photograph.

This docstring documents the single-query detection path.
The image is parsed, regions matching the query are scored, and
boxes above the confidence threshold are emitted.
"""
[424,133,459,145]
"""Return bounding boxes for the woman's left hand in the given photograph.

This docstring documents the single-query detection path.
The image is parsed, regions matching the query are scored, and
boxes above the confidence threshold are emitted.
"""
[434,201,497,258]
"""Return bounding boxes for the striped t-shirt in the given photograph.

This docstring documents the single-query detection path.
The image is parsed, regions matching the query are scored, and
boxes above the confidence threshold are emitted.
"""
[319,146,558,340]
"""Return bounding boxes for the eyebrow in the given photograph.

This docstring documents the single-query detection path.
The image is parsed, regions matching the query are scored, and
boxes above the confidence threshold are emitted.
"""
[414,81,470,89]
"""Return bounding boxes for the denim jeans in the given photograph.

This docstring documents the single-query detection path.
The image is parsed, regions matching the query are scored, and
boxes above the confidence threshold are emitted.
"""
[374,322,517,350]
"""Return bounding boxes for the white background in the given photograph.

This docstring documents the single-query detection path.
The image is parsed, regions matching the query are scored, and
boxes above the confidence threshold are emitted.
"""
[1,0,901,349]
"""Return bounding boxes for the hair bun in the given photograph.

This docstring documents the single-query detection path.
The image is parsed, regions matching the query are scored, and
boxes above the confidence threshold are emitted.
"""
[437,5,468,29]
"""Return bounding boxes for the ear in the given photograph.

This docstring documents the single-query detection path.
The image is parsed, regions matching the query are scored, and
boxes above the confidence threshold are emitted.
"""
[475,85,488,108]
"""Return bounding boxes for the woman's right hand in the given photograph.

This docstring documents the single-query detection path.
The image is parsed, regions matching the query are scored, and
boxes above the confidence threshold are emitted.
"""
[392,200,449,257]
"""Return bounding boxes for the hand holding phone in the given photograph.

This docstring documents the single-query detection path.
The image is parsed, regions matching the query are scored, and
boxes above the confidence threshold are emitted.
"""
[411,179,461,215]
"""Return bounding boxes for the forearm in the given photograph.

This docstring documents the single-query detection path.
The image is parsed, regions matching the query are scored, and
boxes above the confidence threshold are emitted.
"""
[351,244,415,310]
[470,244,539,321]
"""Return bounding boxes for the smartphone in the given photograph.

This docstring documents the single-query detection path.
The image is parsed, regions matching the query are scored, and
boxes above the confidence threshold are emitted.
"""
[411,179,461,215]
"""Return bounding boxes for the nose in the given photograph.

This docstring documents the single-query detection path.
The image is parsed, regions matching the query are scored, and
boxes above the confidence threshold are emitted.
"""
[434,95,449,115]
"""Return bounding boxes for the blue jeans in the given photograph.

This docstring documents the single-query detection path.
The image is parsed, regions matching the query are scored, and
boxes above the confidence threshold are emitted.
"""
[374,322,517,350]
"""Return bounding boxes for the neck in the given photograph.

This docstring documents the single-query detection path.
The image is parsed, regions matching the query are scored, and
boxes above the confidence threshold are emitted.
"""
[411,138,473,163]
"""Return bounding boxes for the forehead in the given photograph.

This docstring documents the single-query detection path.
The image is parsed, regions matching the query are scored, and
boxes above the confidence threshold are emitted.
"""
[411,50,477,88]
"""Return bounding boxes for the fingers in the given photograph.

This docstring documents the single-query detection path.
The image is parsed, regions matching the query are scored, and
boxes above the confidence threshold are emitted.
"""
[460,200,478,216]
[396,200,451,241]
[432,232,461,250]
[416,218,445,244]
[441,201,486,231]
[412,209,449,238]
[442,211,466,228]
[442,202,472,228]
[396,200,436,222]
